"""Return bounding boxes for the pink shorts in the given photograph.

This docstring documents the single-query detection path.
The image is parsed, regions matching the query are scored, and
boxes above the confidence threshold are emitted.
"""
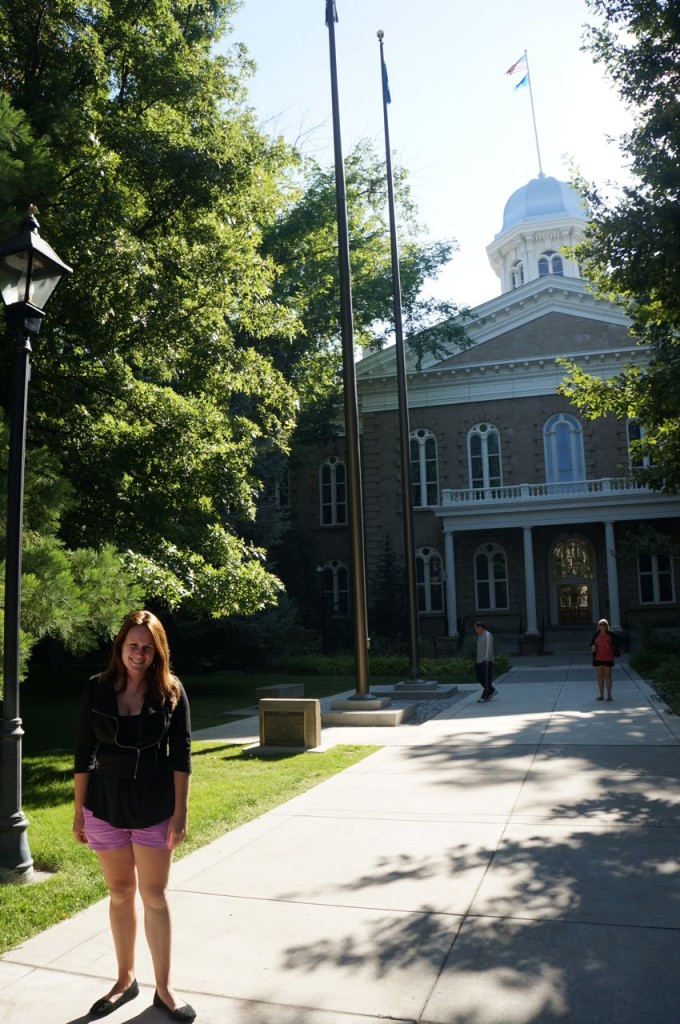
[83,807,170,851]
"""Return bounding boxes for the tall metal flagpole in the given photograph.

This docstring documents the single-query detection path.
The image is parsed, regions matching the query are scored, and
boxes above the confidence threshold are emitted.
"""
[524,51,544,177]
[377,31,421,681]
[506,51,544,177]
[325,0,372,698]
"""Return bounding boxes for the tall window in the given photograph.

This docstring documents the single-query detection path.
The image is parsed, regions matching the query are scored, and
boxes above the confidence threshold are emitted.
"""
[322,560,350,616]
[416,547,443,613]
[475,544,509,610]
[627,419,650,470]
[544,414,585,484]
[638,553,675,604]
[538,250,564,277]
[552,539,592,579]
[469,423,502,492]
[319,457,346,526]
[265,467,289,509]
[410,428,439,507]
[511,260,525,289]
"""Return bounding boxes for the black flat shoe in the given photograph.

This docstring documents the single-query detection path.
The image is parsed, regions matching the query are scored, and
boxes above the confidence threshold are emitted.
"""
[153,990,197,1022]
[90,978,139,1017]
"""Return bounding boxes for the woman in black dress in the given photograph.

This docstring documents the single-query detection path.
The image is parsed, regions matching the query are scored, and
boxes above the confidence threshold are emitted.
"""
[73,610,195,1022]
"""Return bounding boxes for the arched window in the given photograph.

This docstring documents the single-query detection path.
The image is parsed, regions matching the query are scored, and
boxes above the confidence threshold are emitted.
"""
[321,560,350,616]
[638,553,675,604]
[416,547,444,613]
[410,428,439,507]
[511,260,525,289]
[544,414,585,484]
[474,543,509,610]
[538,250,564,277]
[468,423,502,492]
[552,539,592,579]
[319,457,347,526]
[627,419,650,470]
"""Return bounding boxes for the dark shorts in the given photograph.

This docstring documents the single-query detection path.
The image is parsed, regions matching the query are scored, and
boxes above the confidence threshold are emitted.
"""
[83,807,170,851]
[593,660,614,668]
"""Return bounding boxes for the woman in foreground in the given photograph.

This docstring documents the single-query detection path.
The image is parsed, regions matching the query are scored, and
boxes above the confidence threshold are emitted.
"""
[73,609,196,1022]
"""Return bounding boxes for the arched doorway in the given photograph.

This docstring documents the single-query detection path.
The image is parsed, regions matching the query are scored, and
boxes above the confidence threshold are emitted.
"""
[550,537,596,625]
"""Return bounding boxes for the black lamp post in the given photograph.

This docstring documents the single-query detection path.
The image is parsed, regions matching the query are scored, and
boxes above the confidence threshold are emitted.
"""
[0,207,72,882]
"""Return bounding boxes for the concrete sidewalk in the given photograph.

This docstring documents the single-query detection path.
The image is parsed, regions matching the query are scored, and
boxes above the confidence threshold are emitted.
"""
[2,656,680,1023]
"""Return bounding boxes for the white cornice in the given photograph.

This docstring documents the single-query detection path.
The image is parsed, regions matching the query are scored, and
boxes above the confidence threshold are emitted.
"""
[356,276,631,381]
[358,346,645,413]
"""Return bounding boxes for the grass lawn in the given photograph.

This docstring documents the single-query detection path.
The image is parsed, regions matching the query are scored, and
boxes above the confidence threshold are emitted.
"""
[0,740,377,955]
[0,666,380,954]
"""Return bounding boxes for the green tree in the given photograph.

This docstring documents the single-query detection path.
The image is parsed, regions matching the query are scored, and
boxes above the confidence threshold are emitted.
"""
[368,534,407,642]
[560,0,680,490]
[0,438,143,693]
[0,1,466,647]
[259,141,467,413]
[0,0,301,617]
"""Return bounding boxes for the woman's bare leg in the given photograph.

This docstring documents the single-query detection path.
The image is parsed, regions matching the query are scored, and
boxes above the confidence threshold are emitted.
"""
[603,665,613,698]
[133,844,185,1009]
[95,846,138,997]
[596,665,605,698]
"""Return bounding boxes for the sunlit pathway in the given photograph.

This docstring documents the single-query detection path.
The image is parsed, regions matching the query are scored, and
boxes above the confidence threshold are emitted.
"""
[2,656,679,1023]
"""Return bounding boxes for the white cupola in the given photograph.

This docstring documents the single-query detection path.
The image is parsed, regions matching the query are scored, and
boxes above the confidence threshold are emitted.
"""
[486,174,589,295]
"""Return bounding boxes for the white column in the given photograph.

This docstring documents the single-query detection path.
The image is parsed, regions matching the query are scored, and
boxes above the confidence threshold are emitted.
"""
[444,530,458,637]
[523,526,539,634]
[604,520,622,630]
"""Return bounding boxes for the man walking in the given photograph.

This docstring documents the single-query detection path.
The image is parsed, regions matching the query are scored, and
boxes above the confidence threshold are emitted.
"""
[474,621,496,702]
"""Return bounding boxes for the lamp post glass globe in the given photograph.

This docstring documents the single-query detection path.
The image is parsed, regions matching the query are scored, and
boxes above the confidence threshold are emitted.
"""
[0,208,72,322]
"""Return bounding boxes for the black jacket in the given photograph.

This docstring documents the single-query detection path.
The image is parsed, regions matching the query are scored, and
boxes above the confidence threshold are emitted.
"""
[74,674,191,828]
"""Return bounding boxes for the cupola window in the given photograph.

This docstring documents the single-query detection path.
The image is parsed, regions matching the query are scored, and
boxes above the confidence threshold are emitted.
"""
[538,250,564,277]
[511,260,525,289]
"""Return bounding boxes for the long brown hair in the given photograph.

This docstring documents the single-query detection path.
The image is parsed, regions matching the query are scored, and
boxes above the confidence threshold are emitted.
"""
[101,610,180,709]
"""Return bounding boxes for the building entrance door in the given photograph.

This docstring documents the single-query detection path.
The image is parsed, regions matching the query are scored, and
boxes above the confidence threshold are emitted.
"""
[558,583,591,624]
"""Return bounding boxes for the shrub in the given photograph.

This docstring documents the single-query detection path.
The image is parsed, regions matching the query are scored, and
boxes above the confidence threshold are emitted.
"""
[630,636,680,679]
[275,652,511,679]
[648,655,680,716]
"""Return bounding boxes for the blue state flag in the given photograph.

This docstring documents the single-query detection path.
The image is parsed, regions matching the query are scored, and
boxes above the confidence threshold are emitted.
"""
[382,59,391,104]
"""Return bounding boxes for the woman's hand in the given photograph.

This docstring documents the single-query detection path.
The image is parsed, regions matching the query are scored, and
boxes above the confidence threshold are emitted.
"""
[166,812,188,850]
[72,809,87,845]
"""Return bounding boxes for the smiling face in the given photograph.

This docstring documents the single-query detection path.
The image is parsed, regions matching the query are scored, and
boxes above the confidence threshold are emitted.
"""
[121,624,156,684]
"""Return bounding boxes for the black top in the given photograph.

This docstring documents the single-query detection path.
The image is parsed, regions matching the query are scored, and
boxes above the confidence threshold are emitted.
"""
[74,674,192,829]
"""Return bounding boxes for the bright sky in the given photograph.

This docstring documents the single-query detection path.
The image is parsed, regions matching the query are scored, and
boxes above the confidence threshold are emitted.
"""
[225,0,632,310]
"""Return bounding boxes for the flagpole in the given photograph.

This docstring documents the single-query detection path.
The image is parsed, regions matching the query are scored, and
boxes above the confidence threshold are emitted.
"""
[377,30,422,682]
[523,51,544,176]
[324,0,373,698]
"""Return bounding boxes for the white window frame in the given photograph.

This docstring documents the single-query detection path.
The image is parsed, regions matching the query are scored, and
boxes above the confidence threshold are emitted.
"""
[627,419,651,470]
[544,413,585,485]
[410,428,439,508]
[322,559,350,616]
[319,456,347,526]
[468,423,502,493]
[474,543,509,611]
[511,260,525,289]
[638,553,675,605]
[538,250,564,277]
[416,547,444,613]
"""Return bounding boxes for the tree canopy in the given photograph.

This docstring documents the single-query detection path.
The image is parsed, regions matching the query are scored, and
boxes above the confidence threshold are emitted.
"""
[0,0,301,620]
[0,0,462,648]
[560,0,680,491]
